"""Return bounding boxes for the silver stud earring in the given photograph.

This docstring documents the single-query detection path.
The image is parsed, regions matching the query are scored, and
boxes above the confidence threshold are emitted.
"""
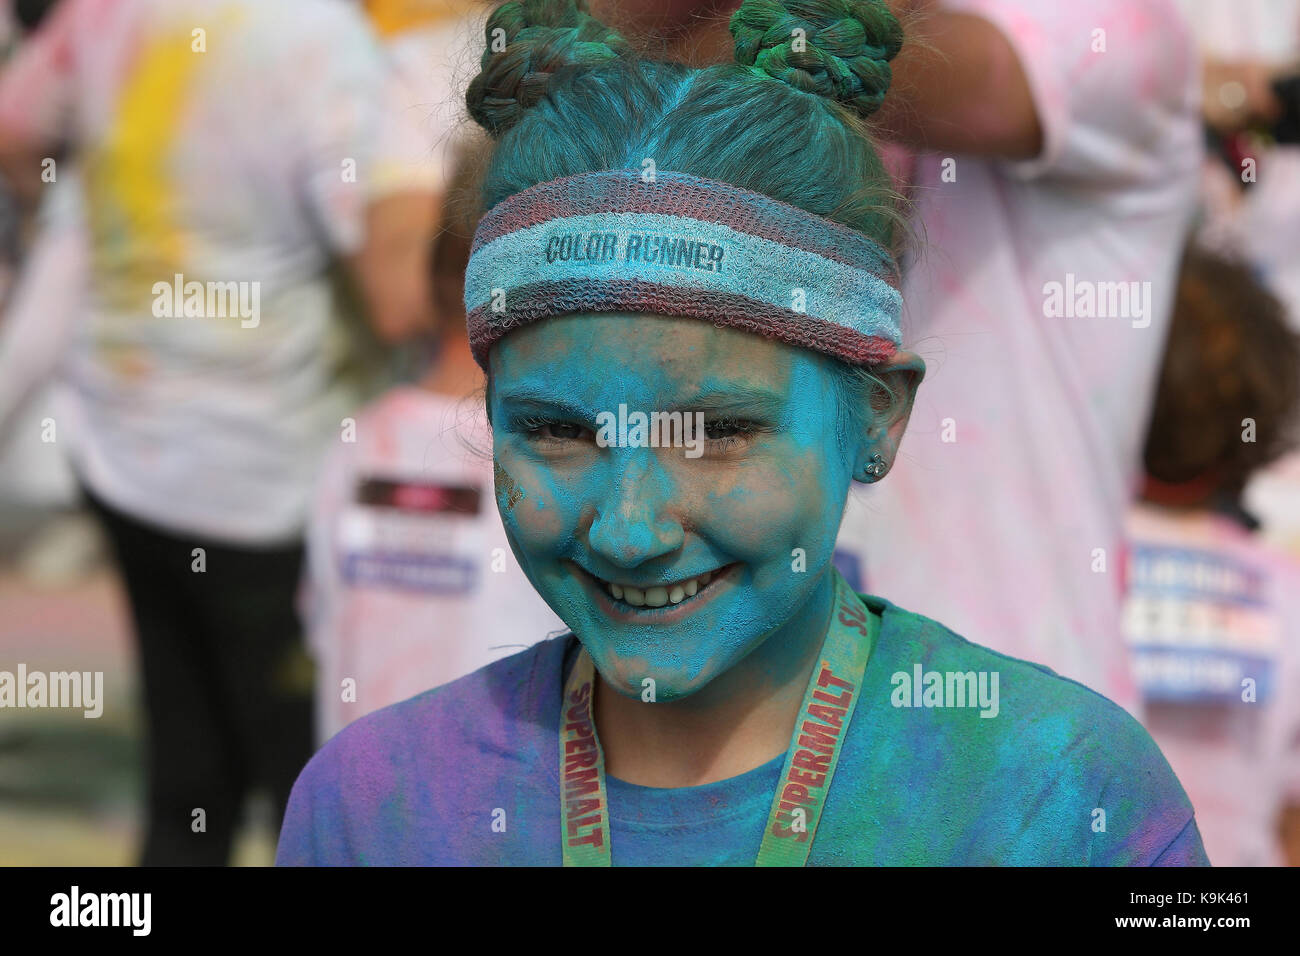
[862,453,887,481]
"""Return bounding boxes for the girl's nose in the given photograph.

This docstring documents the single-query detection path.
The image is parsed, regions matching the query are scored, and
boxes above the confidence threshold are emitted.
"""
[585,450,685,569]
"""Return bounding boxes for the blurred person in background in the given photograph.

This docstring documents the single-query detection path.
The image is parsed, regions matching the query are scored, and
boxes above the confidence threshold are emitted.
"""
[1182,0,1300,314]
[1178,8,1300,867]
[0,3,95,588]
[0,0,436,864]
[1123,246,1300,866]
[306,134,564,745]
[353,0,490,381]
[1177,0,1300,593]
[838,0,1203,716]
[606,0,1204,715]
[0,0,65,337]
[1175,0,1298,145]
[0,166,90,582]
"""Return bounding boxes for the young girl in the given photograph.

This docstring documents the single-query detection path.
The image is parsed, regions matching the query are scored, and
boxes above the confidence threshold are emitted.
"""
[277,0,1208,866]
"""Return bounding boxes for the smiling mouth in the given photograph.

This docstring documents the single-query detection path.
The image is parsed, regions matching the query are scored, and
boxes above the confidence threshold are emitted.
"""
[578,563,736,610]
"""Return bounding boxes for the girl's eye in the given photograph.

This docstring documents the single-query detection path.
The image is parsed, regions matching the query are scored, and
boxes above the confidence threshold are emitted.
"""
[518,416,593,443]
[512,414,765,454]
[540,421,585,440]
[702,417,763,453]
[703,418,752,440]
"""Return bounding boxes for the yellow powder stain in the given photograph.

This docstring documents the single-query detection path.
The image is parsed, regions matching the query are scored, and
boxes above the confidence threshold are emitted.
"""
[83,11,242,313]
[494,460,525,511]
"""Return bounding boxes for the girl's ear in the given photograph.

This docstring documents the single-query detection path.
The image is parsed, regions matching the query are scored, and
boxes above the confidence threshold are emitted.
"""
[853,349,925,482]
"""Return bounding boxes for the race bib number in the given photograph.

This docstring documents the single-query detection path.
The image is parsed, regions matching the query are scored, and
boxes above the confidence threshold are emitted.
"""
[1123,542,1280,704]
[337,476,485,595]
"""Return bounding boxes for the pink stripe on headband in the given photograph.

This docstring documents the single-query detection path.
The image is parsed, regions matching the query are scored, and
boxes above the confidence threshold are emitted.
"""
[467,280,898,369]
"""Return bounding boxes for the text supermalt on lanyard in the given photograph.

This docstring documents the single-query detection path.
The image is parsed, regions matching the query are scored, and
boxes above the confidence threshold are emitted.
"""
[767,588,871,842]
[769,665,856,839]
[562,681,605,850]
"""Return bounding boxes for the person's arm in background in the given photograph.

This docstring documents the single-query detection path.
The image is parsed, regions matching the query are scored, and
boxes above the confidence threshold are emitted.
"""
[607,0,1042,159]
[295,4,438,346]
[0,0,82,207]
[1200,57,1284,136]
[873,0,1042,159]
[878,0,1202,189]
[0,173,85,443]
[0,1,92,440]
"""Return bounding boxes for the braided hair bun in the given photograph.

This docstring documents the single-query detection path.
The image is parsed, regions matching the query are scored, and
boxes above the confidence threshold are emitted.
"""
[466,0,629,137]
[730,0,902,117]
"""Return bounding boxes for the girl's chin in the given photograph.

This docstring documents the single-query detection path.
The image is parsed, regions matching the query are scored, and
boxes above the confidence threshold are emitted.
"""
[580,643,744,700]
[592,668,718,702]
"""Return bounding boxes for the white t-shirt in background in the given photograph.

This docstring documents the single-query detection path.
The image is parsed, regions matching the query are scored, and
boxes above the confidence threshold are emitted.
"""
[0,0,392,544]
[839,0,1203,713]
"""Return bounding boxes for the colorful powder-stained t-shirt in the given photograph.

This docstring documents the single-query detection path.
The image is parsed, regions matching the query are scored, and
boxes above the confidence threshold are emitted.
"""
[276,595,1210,866]
[0,0,396,543]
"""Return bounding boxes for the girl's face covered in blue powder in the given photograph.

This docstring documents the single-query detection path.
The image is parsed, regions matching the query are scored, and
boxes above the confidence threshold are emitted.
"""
[489,312,883,700]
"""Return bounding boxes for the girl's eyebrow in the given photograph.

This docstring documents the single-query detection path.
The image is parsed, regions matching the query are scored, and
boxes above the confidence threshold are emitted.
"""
[679,384,787,414]
[496,382,788,417]
[497,393,598,421]
[495,376,600,417]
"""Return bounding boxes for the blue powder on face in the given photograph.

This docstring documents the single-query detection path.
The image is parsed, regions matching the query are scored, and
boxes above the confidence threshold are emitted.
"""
[485,315,857,699]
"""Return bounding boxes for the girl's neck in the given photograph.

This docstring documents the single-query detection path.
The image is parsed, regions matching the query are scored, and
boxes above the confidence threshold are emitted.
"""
[591,569,837,788]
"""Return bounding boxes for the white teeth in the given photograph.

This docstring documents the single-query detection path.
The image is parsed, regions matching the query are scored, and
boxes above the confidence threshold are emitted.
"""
[601,567,726,606]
